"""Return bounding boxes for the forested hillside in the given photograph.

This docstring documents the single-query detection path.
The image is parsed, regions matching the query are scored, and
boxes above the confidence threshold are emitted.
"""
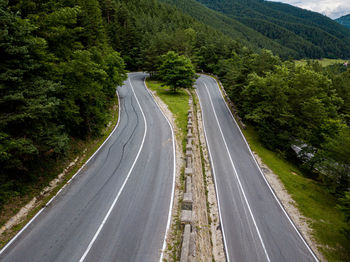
[336,14,350,29]
[0,0,127,206]
[0,0,246,208]
[159,0,298,59]
[194,0,350,58]
[1,0,350,257]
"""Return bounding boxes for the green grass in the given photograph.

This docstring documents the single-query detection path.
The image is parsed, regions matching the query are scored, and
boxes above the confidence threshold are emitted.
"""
[243,126,350,261]
[146,79,190,261]
[146,80,189,151]
[295,58,348,67]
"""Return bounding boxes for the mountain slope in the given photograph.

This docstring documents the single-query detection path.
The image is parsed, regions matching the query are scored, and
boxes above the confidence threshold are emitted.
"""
[336,14,350,29]
[194,0,350,58]
[159,0,298,58]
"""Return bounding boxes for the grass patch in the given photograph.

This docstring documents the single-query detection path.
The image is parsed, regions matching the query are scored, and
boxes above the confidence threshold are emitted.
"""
[146,80,189,151]
[295,58,348,67]
[242,126,350,262]
[145,79,189,261]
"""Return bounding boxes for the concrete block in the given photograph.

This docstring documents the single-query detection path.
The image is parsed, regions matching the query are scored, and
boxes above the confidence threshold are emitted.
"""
[186,156,192,169]
[185,167,193,176]
[180,224,191,262]
[185,150,192,157]
[186,143,192,151]
[188,109,193,114]
[187,129,193,138]
[181,210,192,224]
[182,192,193,210]
[187,124,193,130]
[189,232,196,258]
[187,137,193,145]
[186,176,191,193]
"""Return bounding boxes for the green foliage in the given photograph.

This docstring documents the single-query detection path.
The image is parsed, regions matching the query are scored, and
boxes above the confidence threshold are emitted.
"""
[243,126,350,261]
[159,0,298,59]
[158,51,196,92]
[338,191,350,239]
[0,0,126,208]
[336,14,350,29]
[193,0,350,59]
[146,80,189,145]
[316,126,350,194]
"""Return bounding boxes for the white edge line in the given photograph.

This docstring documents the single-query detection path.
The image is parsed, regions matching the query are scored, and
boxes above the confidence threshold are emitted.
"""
[0,208,44,255]
[142,76,176,262]
[205,74,319,262]
[79,75,148,262]
[195,88,231,262]
[0,84,123,256]
[201,79,271,262]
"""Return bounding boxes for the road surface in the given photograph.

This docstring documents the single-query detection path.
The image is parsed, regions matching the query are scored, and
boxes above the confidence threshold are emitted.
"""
[196,74,318,262]
[0,72,175,262]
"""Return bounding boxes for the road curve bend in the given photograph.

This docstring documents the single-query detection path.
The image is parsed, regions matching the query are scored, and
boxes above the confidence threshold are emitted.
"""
[0,72,175,262]
[196,74,318,262]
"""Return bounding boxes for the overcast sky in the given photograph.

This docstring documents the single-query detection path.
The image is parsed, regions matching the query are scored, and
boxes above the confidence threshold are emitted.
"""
[268,0,350,19]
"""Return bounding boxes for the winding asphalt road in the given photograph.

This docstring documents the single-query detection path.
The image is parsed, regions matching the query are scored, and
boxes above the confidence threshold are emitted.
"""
[196,74,318,262]
[0,72,175,262]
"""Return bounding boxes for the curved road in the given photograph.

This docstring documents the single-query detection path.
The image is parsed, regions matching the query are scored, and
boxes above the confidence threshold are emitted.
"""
[0,72,175,262]
[196,74,318,262]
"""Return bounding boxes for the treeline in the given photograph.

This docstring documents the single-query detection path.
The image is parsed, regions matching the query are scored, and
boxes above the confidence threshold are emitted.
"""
[0,0,246,208]
[158,0,299,59]
[1,0,349,238]
[195,0,350,59]
[0,0,126,207]
[214,51,350,237]
[99,0,243,71]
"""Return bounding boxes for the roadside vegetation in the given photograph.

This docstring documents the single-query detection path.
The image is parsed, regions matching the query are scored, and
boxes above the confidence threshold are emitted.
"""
[146,80,189,150]
[0,96,119,247]
[146,78,190,261]
[243,126,350,261]
[2,0,350,259]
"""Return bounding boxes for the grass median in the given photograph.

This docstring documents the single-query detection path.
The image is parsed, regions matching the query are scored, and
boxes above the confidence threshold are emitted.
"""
[243,126,350,262]
[146,79,189,261]
[146,80,189,151]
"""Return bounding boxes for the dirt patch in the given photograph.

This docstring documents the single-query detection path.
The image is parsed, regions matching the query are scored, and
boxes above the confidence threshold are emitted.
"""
[0,156,82,245]
[194,93,226,262]
[189,93,213,261]
[254,154,326,262]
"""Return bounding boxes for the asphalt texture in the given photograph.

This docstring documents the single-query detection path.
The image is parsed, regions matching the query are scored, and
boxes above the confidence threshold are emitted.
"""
[0,72,175,262]
[196,74,318,262]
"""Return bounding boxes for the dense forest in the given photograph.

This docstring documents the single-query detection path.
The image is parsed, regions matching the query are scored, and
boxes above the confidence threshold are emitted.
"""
[336,14,350,29]
[1,0,350,242]
[0,0,128,207]
[193,0,350,59]
[0,0,245,209]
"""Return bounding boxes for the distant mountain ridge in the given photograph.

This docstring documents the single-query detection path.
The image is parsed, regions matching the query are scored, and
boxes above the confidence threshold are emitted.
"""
[336,14,350,29]
[160,0,350,59]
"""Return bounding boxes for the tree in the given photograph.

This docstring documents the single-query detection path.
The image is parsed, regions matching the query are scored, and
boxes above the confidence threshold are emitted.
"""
[316,126,350,194]
[337,191,350,239]
[157,51,196,92]
[0,1,69,174]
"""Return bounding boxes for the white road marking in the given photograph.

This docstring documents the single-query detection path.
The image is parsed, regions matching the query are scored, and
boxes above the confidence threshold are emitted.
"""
[207,75,319,261]
[142,77,176,262]
[195,89,231,262]
[201,79,271,262]
[79,76,148,262]
[0,87,123,256]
